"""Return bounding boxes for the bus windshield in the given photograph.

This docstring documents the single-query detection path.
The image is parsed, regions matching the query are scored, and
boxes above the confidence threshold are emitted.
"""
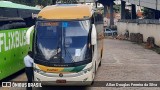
[35,20,92,65]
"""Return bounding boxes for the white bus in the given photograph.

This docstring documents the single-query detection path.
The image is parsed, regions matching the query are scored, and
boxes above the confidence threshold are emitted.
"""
[26,4,104,85]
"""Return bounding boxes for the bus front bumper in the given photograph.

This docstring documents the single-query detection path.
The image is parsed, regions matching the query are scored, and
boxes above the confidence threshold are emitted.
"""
[33,71,94,86]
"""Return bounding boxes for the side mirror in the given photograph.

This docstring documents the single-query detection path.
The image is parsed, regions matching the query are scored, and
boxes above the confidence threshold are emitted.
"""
[91,24,97,45]
[26,25,34,45]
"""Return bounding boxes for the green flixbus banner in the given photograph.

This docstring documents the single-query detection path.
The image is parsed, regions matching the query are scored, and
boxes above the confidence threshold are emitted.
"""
[0,28,33,80]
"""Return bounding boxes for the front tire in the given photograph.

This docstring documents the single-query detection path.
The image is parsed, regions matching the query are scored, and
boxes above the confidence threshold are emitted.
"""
[99,49,103,67]
[99,60,101,67]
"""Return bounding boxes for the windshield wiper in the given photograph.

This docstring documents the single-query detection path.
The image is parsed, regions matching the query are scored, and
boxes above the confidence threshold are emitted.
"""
[53,32,62,60]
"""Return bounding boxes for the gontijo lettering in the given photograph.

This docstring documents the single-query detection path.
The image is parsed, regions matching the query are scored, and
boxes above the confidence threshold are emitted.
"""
[0,30,27,52]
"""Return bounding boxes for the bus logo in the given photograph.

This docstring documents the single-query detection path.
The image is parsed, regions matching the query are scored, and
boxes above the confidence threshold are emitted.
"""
[47,69,58,72]
[59,73,63,77]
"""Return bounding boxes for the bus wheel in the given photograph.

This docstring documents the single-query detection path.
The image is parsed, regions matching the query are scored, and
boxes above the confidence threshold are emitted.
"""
[93,62,96,79]
[99,49,103,67]
[99,60,101,67]
[91,80,94,85]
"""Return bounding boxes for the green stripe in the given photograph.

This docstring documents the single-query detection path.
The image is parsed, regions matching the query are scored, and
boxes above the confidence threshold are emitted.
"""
[62,65,86,73]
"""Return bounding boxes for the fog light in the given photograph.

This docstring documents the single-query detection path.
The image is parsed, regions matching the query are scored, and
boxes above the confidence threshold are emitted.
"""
[36,77,41,81]
[83,78,88,82]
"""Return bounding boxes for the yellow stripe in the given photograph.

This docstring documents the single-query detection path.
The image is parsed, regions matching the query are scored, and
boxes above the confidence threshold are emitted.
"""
[37,64,64,73]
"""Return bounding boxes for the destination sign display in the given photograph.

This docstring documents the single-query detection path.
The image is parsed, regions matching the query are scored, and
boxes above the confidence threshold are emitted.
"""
[40,22,59,26]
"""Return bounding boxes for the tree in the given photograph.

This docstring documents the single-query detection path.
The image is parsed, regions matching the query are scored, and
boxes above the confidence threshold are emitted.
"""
[113,5,120,13]
[3,0,78,6]
[3,0,54,6]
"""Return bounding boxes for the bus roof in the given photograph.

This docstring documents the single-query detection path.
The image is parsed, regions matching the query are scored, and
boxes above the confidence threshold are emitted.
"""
[0,1,41,10]
[38,4,93,20]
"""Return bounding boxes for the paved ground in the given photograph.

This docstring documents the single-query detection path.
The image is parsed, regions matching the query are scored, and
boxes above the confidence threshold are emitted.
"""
[88,39,160,90]
[1,39,160,90]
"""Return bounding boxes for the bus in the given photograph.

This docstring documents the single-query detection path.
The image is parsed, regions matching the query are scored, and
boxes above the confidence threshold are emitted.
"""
[26,4,104,85]
[0,1,40,80]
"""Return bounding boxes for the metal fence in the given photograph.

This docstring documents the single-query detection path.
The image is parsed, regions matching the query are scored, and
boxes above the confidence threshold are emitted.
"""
[118,19,160,24]
[122,0,160,11]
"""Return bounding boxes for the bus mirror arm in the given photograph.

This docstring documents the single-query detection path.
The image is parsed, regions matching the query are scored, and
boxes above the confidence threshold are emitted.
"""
[91,24,97,45]
[26,25,35,45]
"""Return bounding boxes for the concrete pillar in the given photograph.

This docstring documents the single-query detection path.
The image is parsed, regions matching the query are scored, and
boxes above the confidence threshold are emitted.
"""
[131,4,136,19]
[110,1,114,26]
[104,5,108,17]
[121,0,126,19]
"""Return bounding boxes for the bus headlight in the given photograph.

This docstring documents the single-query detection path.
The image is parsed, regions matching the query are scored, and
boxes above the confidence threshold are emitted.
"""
[34,67,45,75]
[78,66,93,75]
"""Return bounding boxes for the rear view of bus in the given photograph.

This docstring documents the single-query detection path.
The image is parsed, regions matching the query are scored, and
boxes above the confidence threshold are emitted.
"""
[28,4,103,85]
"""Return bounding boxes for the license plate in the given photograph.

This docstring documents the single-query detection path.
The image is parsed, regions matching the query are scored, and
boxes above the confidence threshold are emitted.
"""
[56,79,66,83]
